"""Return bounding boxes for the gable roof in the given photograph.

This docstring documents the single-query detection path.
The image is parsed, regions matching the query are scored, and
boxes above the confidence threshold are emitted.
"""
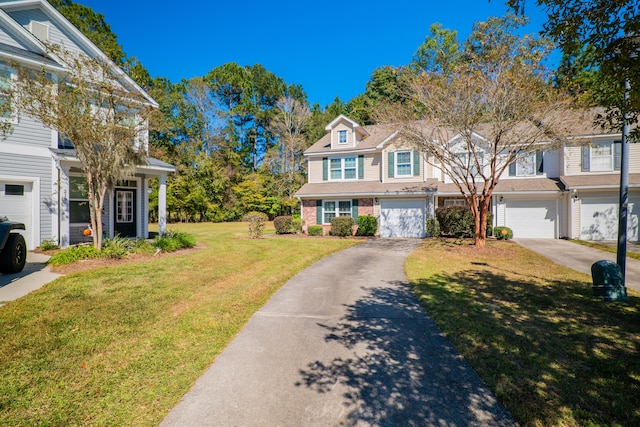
[0,0,158,108]
[325,114,370,137]
[305,123,398,155]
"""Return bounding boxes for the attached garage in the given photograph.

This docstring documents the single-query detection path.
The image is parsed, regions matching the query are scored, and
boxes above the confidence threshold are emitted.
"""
[0,179,36,249]
[580,196,638,241]
[504,198,557,238]
[379,198,426,238]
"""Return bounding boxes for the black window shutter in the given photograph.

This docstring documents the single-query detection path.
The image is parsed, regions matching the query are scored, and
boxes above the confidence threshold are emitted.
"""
[322,158,328,181]
[536,151,544,175]
[316,200,323,224]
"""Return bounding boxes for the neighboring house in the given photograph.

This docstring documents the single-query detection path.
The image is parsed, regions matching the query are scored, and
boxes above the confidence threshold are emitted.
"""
[295,114,640,241]
[0,0,173,249]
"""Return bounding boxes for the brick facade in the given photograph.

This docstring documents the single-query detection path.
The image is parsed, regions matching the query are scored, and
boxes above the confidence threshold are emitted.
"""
[302,198,376,235]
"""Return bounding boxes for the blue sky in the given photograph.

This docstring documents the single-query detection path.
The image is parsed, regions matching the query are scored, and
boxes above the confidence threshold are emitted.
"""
[79,0,550,107]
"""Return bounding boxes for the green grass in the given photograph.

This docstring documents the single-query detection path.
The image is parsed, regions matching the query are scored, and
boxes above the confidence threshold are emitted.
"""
[406,238,640,427]
[0,222,359,426]
[570,239,640,261]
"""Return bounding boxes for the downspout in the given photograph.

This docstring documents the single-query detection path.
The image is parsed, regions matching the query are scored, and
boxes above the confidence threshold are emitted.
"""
[57,167,61,247]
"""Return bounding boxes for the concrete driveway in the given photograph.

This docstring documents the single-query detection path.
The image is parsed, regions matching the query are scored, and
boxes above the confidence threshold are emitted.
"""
[514,239,640,292]
[0,252,61,306]
[161,239,515,427]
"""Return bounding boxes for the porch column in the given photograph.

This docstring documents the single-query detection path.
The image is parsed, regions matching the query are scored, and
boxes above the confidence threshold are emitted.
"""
[158,174,167,235]
[58,164,70,247]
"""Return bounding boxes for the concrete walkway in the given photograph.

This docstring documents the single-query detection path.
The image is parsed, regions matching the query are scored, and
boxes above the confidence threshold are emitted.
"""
[514,239,640,292]
[0,252,61,306]
[161,239,515,427]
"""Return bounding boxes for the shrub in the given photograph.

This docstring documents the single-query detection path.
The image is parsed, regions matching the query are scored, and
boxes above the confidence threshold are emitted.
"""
[308,225,323,236]
[329,216,354,237]
[47,245,101,266]
[39,238,59,251]
[356,216,378,236]
[273,216,294,234]
[436,206,474,238]
[487,225,493,237]
[292,215,304,234]
[154,230,197,252]
[494,226,513,240]
[102,234,132,259]
[243,211,268,239]
[426,218,441,237]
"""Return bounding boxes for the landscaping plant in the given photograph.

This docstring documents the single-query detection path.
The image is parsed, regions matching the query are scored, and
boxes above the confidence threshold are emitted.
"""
[243,211,268,239]
[356,215,377,236]
[329,217,354,237]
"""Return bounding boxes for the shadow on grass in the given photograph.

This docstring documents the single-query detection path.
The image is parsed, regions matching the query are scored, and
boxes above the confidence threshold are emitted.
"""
[296,282,516,426]
[412,268,640,426]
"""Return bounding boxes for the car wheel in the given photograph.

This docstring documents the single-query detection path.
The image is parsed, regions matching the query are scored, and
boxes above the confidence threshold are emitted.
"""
[0,233,27,274]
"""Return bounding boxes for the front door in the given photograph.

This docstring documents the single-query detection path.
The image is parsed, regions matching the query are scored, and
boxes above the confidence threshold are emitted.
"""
[114,188,136,237]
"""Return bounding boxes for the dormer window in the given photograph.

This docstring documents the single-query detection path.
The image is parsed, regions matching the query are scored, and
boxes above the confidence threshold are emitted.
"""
[338,130,347,144]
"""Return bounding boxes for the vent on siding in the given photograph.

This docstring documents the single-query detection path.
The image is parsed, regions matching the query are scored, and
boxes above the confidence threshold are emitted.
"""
[30,21,50,42]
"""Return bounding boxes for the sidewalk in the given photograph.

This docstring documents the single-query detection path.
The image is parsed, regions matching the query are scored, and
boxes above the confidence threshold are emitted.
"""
[514,239,640,292]
[0,252,62,306]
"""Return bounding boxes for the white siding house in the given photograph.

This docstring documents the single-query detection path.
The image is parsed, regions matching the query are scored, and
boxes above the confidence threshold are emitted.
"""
[0,0,173,249]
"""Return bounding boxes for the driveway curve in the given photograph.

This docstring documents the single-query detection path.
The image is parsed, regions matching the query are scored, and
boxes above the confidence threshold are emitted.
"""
[161,239,515,427]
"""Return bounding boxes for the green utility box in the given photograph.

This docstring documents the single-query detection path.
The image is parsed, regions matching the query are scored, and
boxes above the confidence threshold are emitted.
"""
[591,260,628,301]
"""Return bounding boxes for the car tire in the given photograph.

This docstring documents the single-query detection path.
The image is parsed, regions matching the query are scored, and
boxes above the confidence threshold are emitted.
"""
[0,233,27,274]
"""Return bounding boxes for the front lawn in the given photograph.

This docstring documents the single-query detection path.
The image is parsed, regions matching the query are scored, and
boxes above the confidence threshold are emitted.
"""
[0,223,359,426]
[406,238,640,427]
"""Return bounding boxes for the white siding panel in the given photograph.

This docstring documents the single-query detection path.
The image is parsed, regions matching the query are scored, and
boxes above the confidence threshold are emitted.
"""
[0,153,53,246]
[0,22,26,48]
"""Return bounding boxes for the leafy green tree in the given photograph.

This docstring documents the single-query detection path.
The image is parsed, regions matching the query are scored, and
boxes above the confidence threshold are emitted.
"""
[505,0,640,139]
[411,23,462,75]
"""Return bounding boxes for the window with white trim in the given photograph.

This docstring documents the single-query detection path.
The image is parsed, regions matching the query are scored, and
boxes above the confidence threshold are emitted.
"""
[444,199,466,206]
[590,141,613,171]
[396,151,412,176]
[323,200,352,224]
[516,153,536,176]
[338,129,347,144]
[69,176,91,223]
[330,157,357,180]
[453,152,483,177]
[0,68,15,121]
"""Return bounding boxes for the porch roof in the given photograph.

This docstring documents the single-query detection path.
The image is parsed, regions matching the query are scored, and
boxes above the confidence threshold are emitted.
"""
[295,180,439,198]
[561,173,640,189]
[50,148,175,175]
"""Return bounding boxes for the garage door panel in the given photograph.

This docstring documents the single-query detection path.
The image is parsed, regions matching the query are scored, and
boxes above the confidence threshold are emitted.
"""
[0,181,33,249]
[380,199,426,238]
[580,198,638,241]
[505,199,556,238]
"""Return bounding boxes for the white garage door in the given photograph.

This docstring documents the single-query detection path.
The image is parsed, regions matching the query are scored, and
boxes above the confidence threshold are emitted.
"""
[580,198,638,241]
[379,199,426,238]
[0,180,33,248]
[504,199,557,238]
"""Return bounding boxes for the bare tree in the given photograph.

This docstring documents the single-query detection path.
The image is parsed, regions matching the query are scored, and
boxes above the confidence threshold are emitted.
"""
[5,45,155,249]
[266,96,310,213]
[381,16,580,247]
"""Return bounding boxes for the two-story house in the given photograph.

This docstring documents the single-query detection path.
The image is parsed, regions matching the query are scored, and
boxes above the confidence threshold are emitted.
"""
[0,0,173,250]
[296,114,640,241]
